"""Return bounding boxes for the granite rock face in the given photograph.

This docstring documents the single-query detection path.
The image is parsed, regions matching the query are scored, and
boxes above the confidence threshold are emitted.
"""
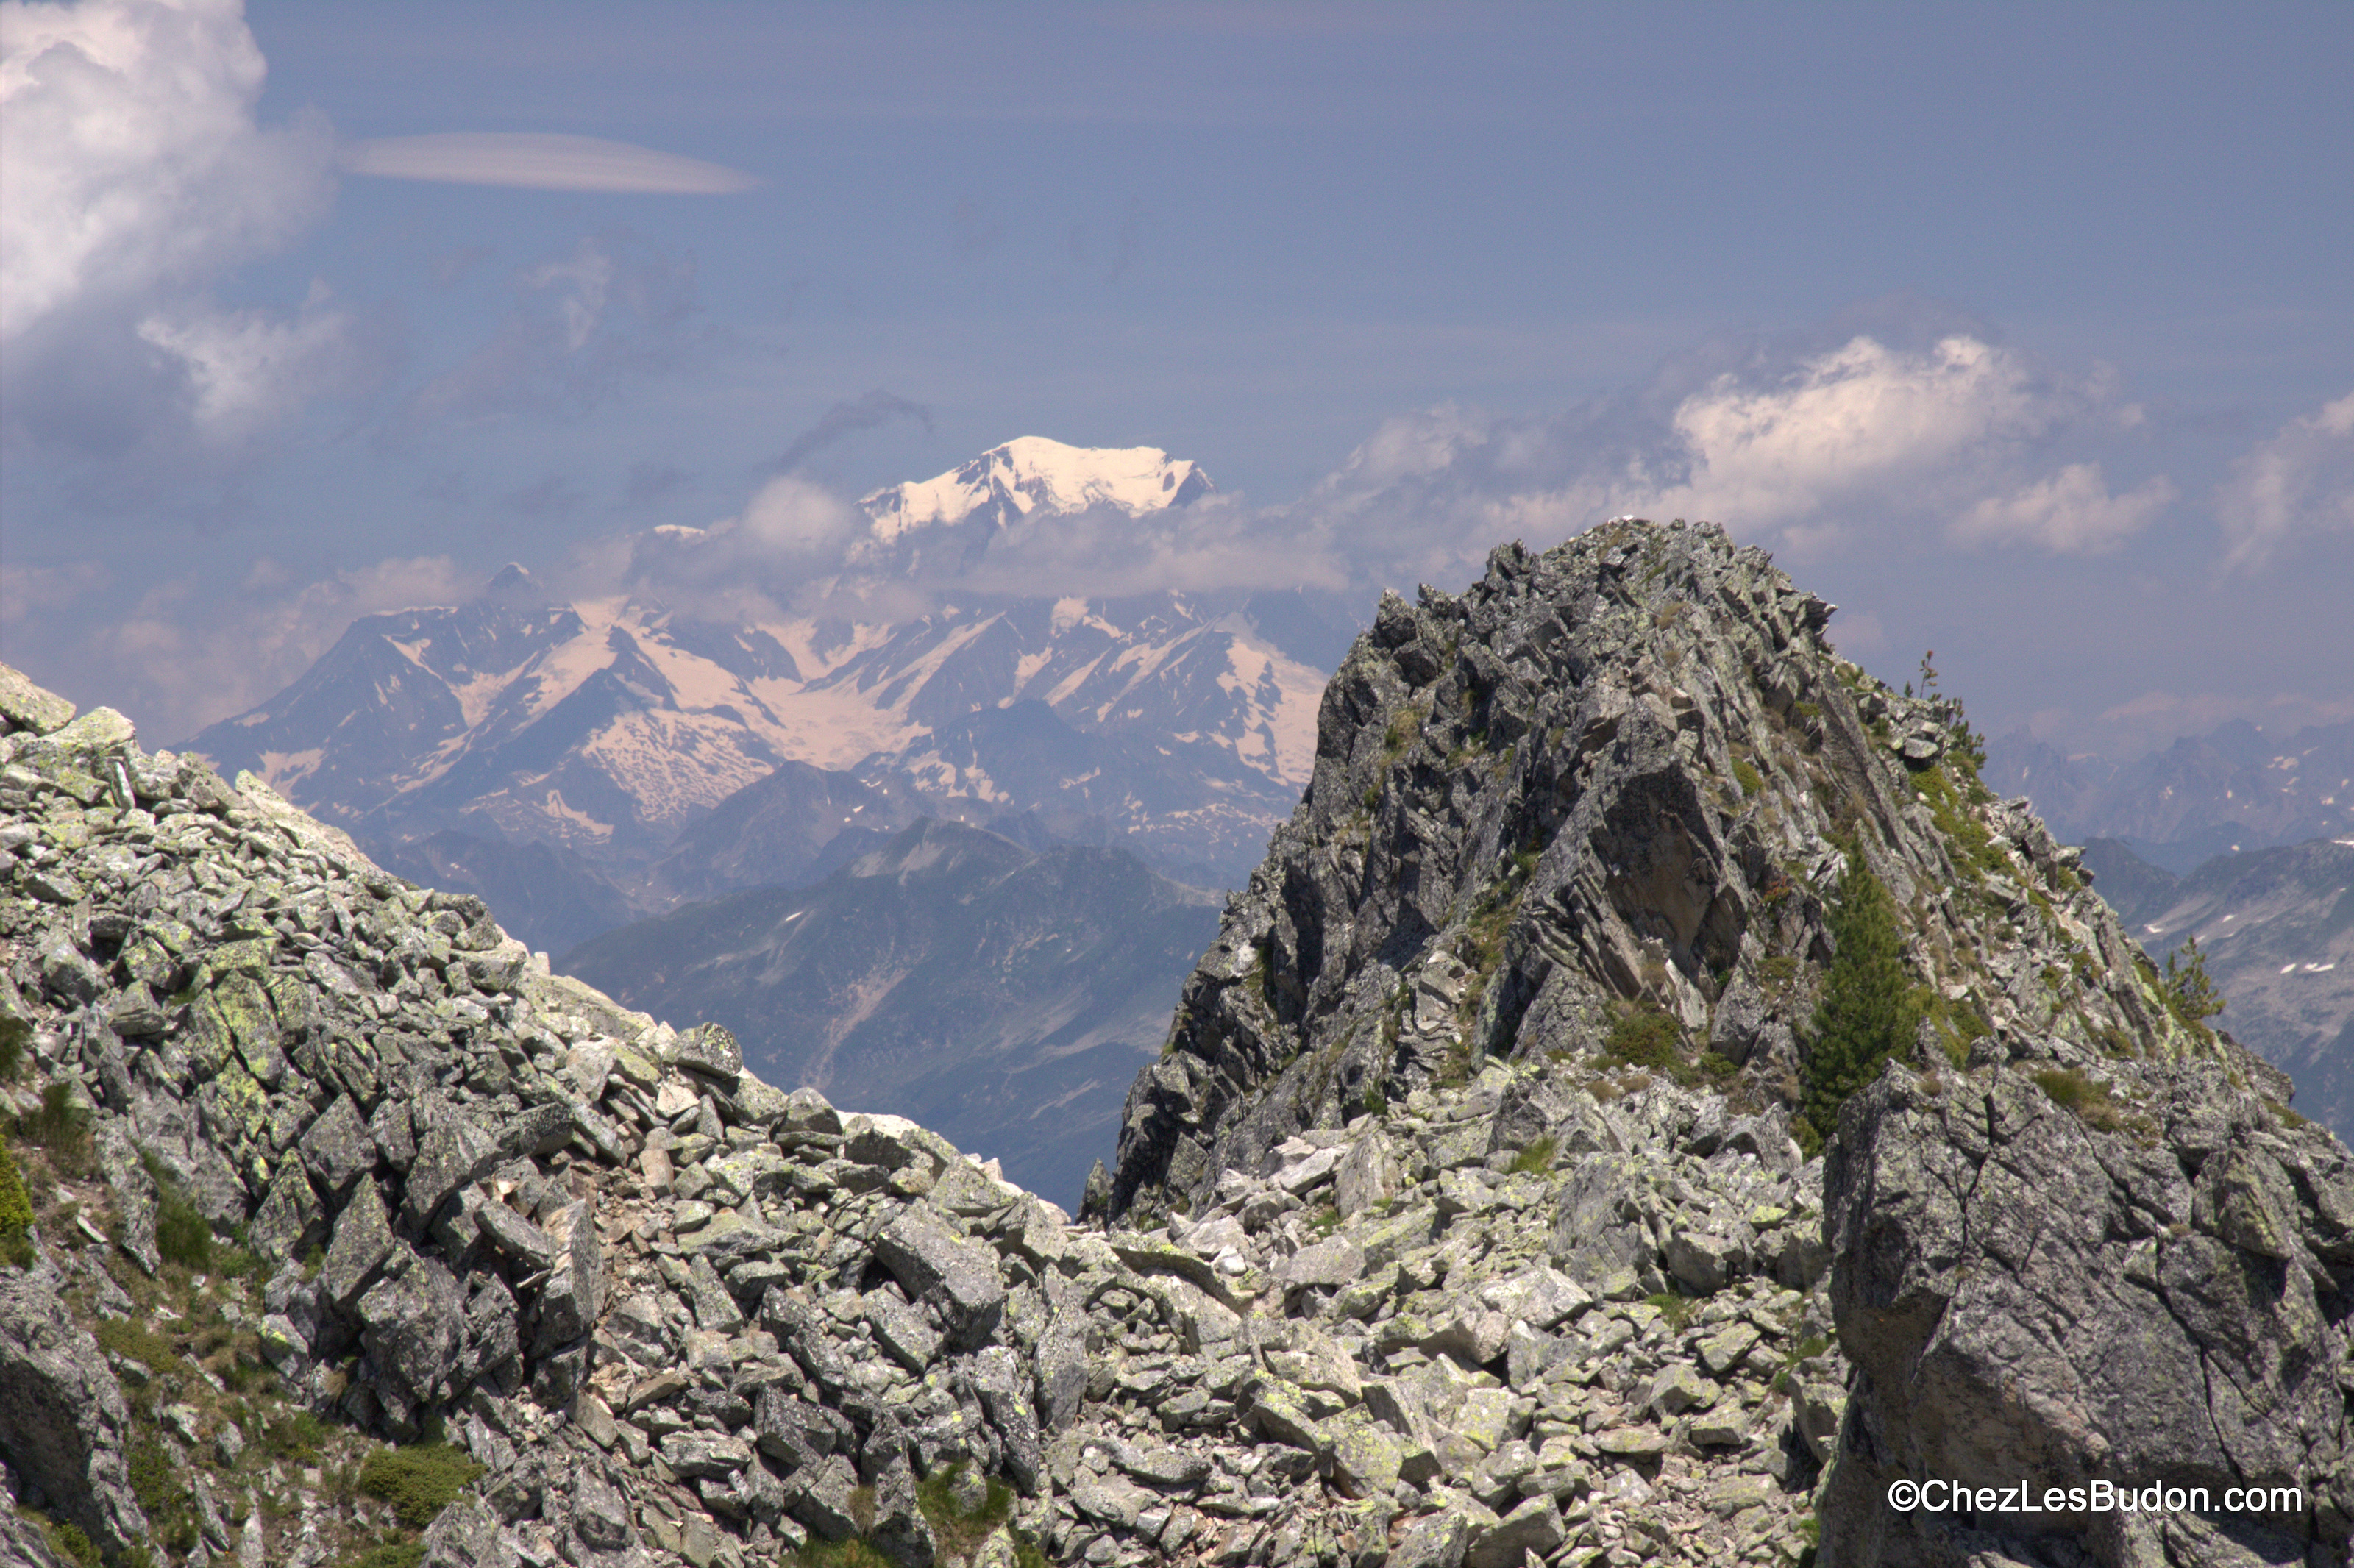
[1,517,2347,1568]
[1821,1061,2351,1567]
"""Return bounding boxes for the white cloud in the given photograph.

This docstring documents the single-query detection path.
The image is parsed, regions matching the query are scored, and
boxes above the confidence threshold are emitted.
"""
[1283,330,2168,584]
[0,0,332,340]
[341,132,755,195]
[1950,463,2176,554]
[133,280,355,442]
[0,0,344,454]
[736,474,862,563]
[1649,335,2053,528]
[2216,390,2354,571]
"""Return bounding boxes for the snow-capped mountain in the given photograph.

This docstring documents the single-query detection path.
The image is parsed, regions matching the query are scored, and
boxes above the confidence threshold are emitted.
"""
[852,435,1212,574]
[186,443,1351,944]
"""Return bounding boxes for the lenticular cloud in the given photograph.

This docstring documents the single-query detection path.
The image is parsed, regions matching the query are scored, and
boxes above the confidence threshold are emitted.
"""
[341,132,757,195]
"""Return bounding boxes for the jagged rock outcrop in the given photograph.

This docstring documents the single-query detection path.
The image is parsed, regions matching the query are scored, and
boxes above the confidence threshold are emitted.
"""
[1110,521,2349,1566]
[1,511,2347,1568]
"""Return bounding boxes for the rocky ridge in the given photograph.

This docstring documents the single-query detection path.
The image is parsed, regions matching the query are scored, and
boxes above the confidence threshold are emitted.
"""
[1112,521,2350,1565]
[0,513,2347,1568]
[0,660,1842,1568]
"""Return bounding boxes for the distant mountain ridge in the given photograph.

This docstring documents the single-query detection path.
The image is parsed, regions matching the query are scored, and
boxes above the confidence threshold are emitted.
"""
[561,817,1223,1205]
[1987,716,2354,871]
[2080,833,2354,1143]
[185,440,1356,949]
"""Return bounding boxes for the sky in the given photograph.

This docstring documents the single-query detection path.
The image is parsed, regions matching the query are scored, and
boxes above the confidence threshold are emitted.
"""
[2,0,2350,762]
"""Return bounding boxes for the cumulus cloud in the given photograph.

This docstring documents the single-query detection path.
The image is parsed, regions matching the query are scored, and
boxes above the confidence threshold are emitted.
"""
[0,0,347,456]
[1951,463,2177,554]
[341,132,755,194]
[2216,390,2354,571]
[1646,335,2060,535]
[132,281,358,443]
[606,475,864,623]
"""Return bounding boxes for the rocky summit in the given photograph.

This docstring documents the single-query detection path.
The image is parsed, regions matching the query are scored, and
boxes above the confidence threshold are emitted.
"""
[0,518,2347,1568]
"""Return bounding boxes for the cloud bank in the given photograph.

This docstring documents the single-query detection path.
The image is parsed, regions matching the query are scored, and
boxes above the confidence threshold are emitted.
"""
[591,324,2192,618]
[1268,327,2168,592]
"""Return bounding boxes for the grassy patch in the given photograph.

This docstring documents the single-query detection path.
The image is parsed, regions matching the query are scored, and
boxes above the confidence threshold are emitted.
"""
[1601,1009,1680,1073]
[145,1151,215,1269]
[1645,1291,1696,1333]
[1731,758,1763,799]
[10,1081,93,1176]
[0,1129,33,1269]
[260,1410,335,1464]
[1921,987,1988,1069]
[1913,765,2003,884]
[342,1545,427,1568]
[357,1444,485,1530]
[96,1316,189,1375]
[2264,1098,2313,1133]
[916,1463,1016,1563]
[2032,1068,2123,1133]
[43,1518,100,1568]
[129,1435,201,1554]
[1506,1135,1557,1176]
[0,1013,26,1080]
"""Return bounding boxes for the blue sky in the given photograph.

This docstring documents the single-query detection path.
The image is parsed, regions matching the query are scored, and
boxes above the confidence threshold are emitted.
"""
[3,0,2350,758]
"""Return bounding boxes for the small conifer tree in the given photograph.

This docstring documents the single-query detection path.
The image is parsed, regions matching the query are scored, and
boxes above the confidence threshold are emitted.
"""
[2163,935,2225,1024]
[1800,852,1921,1150]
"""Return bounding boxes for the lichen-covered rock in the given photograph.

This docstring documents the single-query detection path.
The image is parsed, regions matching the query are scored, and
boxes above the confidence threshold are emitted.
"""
[0,1265,150,1555]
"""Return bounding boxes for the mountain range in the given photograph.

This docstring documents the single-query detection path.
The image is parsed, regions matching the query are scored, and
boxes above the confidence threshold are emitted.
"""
[2082,833,2354,1142]
[4,515,2347,1568]
[186,439,1359,952]
[561,818,1223,1208]
[1985,716,2354,872]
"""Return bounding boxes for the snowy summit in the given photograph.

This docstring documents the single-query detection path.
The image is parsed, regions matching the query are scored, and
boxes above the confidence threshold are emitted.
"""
[859,435,1213,541]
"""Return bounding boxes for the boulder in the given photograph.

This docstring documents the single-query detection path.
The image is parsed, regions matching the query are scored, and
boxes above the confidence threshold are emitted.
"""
[320,1179,397,1308]
[1821,1065,2352,1566]
[874,1205,1004,1349]
[0,1267,150,1556]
